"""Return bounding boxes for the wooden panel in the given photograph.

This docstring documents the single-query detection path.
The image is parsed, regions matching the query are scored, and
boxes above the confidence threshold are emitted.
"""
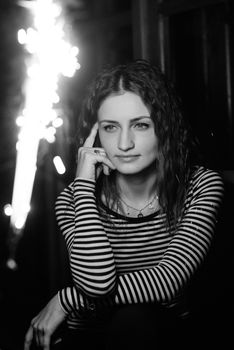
[168,2,233,168]
[159,0,224,15]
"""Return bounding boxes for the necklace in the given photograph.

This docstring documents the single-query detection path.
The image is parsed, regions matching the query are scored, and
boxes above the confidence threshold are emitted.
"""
[118,193,159,218]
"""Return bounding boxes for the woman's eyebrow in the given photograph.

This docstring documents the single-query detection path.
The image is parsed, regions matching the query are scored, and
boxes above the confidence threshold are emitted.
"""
[99,116,151,124]
[99,120,119,124]
[130,116,151,122]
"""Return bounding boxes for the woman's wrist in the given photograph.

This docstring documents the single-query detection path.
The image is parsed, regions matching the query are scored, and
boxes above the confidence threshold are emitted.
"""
[57,287,85,315]
[73,177,96,199]
[74,177,96,186]
[57,291,69,315]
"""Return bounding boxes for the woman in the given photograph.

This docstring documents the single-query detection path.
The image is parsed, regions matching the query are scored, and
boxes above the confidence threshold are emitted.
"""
[24,60,224,350]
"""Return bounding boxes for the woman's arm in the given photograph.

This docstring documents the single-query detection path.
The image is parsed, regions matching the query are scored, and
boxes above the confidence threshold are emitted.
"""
[58,169,224,311]
[113,169,224,304]
[55,178,117,298]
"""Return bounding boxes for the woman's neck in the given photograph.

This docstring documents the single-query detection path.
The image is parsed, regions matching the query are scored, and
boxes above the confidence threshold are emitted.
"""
[116,167,158,203]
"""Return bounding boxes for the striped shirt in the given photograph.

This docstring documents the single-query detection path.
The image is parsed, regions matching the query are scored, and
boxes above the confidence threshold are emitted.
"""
[55,166,224,329]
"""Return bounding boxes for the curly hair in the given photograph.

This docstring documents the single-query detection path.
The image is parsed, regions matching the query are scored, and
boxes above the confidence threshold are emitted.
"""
[76,59,199,228]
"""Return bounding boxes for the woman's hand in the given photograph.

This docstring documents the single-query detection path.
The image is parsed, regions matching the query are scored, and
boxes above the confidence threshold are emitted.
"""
[24,294,67,350]
[76,122,116,180]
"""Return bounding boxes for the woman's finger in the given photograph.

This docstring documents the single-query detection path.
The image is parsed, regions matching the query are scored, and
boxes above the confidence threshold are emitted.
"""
[34,324,41,348]
[33,324,51,350]
[95,153,116,170]
[83,122,99,147]
[101,164,110,176]
[24,326,33,350]
[76,146,115,179]
[93,148,106,156]
[42,331,51,350]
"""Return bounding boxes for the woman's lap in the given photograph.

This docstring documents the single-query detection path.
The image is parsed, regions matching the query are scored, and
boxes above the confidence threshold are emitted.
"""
[106,304,191,349]
[53,304,194,350]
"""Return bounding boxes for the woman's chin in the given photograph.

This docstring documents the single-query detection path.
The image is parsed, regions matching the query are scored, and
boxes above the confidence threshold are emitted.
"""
[115,165,141,175]
[114,160,158,177]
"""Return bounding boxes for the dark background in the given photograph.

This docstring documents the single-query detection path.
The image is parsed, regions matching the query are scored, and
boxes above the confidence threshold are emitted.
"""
[0,1,233,349]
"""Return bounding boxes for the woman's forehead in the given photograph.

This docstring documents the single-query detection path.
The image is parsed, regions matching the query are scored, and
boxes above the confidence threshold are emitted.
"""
[98,92,150,120]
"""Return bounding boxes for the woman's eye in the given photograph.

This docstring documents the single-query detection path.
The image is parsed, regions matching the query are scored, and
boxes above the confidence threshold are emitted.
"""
[134,122,149,129]
[103,124,117,132]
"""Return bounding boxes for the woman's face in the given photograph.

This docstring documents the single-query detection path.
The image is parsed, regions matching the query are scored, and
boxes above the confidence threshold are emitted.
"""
[97,91,159,175]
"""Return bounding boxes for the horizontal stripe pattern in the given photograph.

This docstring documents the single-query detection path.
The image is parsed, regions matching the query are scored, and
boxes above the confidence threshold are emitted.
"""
[55,167,224,329]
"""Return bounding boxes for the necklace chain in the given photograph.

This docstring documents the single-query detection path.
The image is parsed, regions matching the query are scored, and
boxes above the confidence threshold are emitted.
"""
[118,193,159,218]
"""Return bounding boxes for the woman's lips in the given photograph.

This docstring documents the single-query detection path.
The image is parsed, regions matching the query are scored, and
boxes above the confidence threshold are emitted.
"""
[115,155,140,162]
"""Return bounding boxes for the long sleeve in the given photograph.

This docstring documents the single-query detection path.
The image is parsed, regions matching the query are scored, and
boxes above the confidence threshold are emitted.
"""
[57,287,84,315]
[113,169,224,304]
[57,169,224,313]
[55,178,117,297]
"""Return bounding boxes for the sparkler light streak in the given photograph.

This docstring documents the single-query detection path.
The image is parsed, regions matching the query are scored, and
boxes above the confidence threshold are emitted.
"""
[9,0,80,243]
[53,156,66,174]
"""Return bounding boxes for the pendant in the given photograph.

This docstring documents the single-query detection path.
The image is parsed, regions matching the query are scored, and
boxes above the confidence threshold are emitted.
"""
[138,212,143,218]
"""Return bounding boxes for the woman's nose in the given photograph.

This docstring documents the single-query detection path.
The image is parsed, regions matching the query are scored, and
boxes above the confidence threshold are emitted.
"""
[118,129,134,151]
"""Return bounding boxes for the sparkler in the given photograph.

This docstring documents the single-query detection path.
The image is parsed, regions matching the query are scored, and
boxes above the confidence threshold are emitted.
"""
[6,0,80,268]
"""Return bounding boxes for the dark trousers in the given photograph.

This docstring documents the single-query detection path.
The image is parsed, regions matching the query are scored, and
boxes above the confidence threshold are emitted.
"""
[52,304,212,350]
[106,304,198,349]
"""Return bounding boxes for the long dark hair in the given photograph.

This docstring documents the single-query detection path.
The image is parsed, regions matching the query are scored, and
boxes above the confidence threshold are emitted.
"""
[76,59,200,227]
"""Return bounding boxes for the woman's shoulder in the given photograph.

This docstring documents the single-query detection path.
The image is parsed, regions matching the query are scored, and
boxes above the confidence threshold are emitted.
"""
[189,165,224,187]
[60,181,74,196]
[183,166,225,211]
[55,178,96,205]
[55,181,74,207]
[186,165,225,201]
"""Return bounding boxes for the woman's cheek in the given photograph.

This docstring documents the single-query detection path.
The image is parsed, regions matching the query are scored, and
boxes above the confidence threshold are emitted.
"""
[98,132,105,148]
[102,142,115,161]
[99,133,112,151]
[103,146,114,160]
